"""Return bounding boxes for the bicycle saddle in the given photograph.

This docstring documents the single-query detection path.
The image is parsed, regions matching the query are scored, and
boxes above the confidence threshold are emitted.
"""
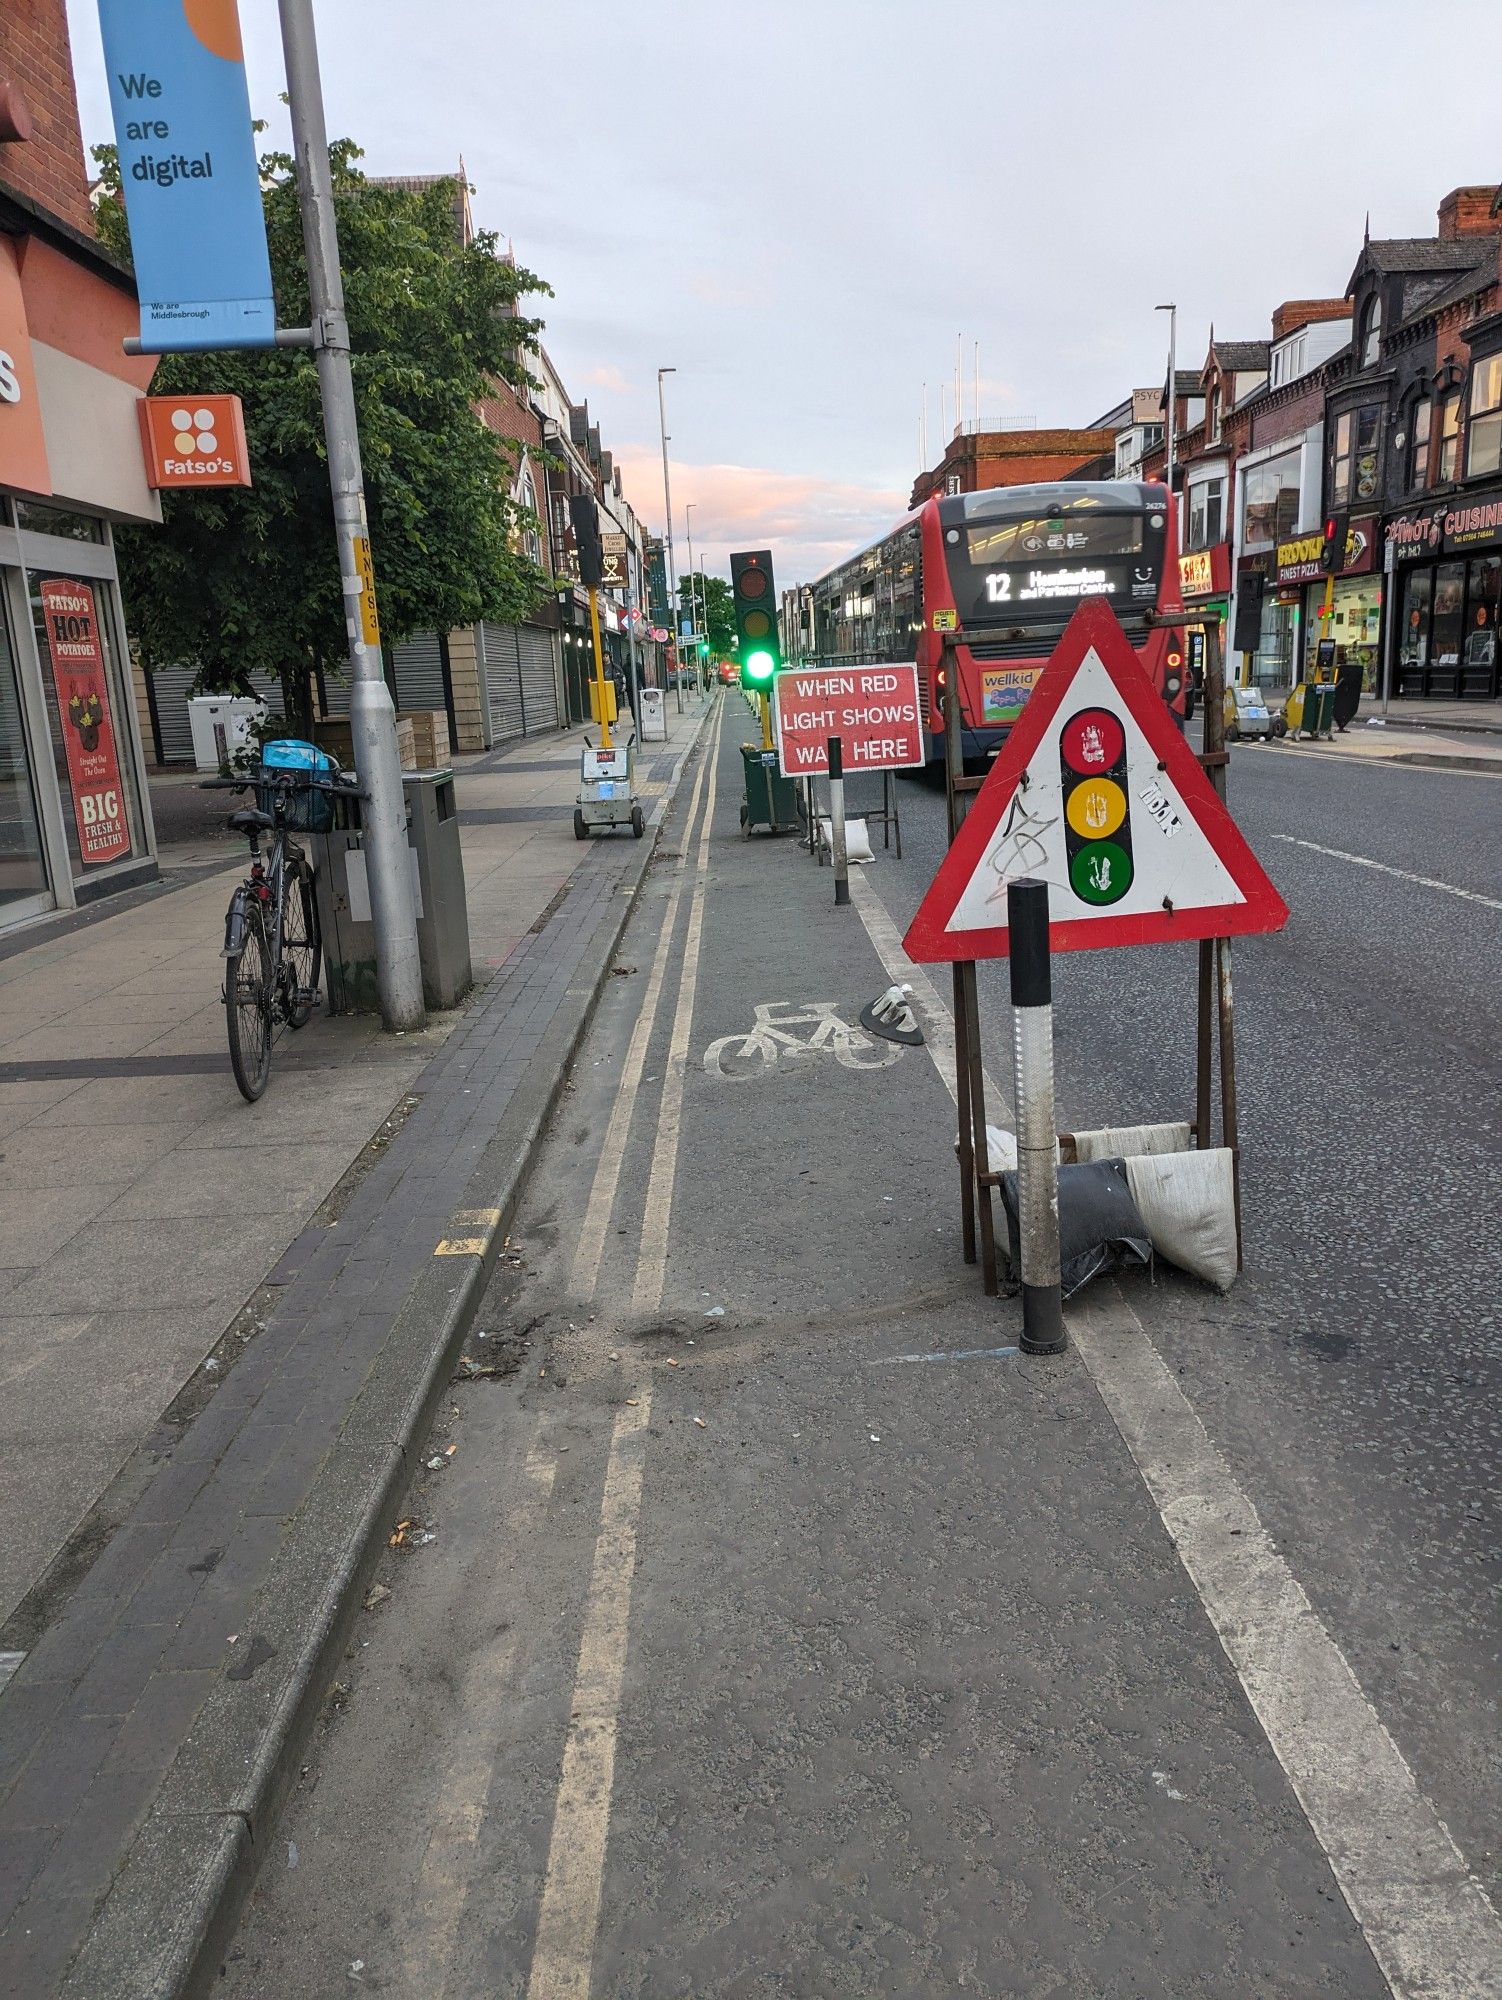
[228,808,277,833]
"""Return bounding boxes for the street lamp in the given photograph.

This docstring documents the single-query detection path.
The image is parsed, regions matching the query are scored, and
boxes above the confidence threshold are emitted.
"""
[685,500,700,667]
[1156,302,1177,496]
[657,366,682,713]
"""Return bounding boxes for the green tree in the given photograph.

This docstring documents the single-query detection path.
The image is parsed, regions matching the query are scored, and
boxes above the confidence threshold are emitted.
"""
[94,140,552,730]
[676,572,735,655]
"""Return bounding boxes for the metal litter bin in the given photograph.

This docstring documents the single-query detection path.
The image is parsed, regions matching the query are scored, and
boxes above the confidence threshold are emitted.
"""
[405,769,471,1008]
[312,771,471,1014]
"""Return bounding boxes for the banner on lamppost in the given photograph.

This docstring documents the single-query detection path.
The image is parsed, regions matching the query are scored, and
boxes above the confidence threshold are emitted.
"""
[97,0,275,351]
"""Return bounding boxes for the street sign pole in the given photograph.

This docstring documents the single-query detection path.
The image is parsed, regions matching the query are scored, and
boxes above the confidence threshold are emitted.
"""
[278,0,423,1032]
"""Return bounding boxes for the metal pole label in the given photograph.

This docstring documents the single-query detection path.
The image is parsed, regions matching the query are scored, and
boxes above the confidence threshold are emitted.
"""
[352,535,381,646]
[97,0,276,351]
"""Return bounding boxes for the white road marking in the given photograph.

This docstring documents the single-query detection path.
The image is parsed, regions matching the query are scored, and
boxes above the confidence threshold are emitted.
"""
[849,868,1502,1999]
[629,704,722,1316]
[403,1429,555,1999]
[569,739,714,1300]
[1269,833,1502,912]
[1073,1296,1502,2000]
[526,1390,653,2000]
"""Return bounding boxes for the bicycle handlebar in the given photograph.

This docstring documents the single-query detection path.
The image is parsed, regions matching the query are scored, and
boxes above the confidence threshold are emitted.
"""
[200,770,365,798]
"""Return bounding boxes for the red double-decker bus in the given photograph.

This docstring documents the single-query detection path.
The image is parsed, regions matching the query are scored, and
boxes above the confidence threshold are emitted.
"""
[808,481,1187,764]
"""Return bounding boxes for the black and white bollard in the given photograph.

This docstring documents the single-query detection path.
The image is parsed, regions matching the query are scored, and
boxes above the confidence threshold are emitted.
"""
[1008,877,1065,1355]
[828,735,850,907]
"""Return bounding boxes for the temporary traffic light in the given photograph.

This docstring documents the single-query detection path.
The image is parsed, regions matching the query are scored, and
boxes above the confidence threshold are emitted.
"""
[1318,513,1348,576]
[730,549,779,692]
[1059,706,1134,908]
[570,491,605,587]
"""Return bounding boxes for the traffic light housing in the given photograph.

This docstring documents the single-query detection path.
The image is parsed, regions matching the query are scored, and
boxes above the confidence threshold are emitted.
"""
[1318,513,1348,576]
[570,491,605,587]
[1059,705,1134,909]
[731,549,779,692]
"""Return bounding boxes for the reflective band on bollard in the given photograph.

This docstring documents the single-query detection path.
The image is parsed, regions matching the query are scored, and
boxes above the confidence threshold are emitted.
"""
[1008,877,1065,1355]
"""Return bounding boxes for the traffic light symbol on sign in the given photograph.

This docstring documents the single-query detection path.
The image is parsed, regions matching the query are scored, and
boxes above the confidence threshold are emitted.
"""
[730,548,779,691]
[1059,707,1133,907]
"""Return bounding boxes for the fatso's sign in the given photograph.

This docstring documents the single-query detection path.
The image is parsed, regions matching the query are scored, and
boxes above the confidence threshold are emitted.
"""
[772,663,925,776]
[138,393,251,487]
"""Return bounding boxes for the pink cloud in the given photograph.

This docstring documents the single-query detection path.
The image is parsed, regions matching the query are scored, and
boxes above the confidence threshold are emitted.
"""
[611,448,907,587]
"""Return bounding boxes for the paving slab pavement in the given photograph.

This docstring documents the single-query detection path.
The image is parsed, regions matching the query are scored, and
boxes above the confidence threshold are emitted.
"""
[0,708,703,1636]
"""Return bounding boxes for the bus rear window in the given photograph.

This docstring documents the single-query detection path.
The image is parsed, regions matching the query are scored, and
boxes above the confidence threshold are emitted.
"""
[946,508,1162,620]
[958,512,1147,566]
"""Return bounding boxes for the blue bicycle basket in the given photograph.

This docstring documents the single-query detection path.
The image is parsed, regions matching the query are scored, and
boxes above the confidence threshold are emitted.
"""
[259,739,339,832]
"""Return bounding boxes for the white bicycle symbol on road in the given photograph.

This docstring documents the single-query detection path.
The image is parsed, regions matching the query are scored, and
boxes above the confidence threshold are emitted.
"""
[702,1000,904,1082]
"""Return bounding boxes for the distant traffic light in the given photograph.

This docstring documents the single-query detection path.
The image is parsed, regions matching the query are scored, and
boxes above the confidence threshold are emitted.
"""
[1319,513,1347,576]
[570,492,605,587]
[730,549,779,692]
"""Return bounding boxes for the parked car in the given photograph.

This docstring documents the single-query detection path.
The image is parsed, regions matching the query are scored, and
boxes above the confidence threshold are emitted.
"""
[1224,684,1274,742]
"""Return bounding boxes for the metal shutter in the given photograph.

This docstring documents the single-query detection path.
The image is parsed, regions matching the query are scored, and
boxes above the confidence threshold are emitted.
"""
[391,631,452,730]
[481,623,525,743]
[517,624,561,735]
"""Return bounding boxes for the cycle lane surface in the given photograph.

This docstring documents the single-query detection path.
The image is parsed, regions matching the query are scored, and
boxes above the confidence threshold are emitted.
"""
[223,708,1398,1998]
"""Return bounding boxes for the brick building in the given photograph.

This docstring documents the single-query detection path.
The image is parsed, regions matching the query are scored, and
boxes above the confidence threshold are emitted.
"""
[0,0,162,938]
[909,424,1117,508]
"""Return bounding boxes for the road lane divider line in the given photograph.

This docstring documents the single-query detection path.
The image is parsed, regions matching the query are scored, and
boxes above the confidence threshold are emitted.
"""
[1072,1296,1502,2000]
[568,732,715,1301]
[628,702,722,1317]
[402,1423,556,2000]
[1268,834,1502,911]
[852,864,1502,1998]
[526,1391,653,2000]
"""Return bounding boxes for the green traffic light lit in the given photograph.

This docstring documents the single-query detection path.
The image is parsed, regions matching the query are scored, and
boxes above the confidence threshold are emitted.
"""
[743,648,775,684]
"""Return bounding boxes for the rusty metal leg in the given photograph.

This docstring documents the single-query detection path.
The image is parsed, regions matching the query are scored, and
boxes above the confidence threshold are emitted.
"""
[1216,937,1243,1270]
[1196,937,1214,1148]
[953,961,976,1265]
[960,961,998,1296]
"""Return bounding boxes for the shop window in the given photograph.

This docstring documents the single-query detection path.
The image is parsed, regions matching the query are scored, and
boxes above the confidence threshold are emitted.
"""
[1465,554,1500,681]
[0,589,50,914]
[1359,294,1382,369]
[1406,398,1432,489]
[1430,561,1465,670]
[15,502,106,545]
[27,571,146,881]
[1399,567,1432,669]
[1187,477,1224,549]
[1465,355,1502,479]
[1437,391,1461,482]
[1332,406,1382,506]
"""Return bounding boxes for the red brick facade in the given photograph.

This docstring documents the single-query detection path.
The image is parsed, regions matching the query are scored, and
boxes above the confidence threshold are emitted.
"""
[910,427,1116,506]
[1438,186,1501,242]
[0,0,94,236]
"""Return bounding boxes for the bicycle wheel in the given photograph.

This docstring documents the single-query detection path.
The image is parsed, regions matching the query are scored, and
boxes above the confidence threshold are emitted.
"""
[226,902,273,1102]
[281,865,322,1030]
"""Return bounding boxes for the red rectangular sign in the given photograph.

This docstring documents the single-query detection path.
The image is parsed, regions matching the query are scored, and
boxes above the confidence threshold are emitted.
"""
[39,578,132,866]
[772,663,925,776]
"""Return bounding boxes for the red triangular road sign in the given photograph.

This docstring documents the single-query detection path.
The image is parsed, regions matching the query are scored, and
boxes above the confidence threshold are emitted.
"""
[904,598,1290,961]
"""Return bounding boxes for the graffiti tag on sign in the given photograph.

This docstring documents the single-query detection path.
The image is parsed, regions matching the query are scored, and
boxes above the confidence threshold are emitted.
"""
[39,579,131,866]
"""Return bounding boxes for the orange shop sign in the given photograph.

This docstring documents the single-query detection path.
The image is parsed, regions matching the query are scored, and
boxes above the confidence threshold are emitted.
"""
[0,237,52,498]
[1178,544,1230,597]
[138,393,251,488]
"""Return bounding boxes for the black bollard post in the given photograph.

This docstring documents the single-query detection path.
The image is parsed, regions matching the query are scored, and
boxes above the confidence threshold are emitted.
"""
[828,735,849,907]
[1008,877,1065,1356]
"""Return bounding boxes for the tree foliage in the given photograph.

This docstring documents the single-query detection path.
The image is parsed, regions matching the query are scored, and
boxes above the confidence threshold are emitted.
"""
[676,571,735,655]
[94,139,553,724]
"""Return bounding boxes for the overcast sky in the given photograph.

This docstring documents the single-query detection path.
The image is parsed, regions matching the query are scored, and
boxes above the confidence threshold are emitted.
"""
[66,0,1498,586]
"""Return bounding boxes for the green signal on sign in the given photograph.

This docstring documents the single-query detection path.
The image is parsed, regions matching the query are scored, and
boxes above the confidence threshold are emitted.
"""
[1069,840,1133,904]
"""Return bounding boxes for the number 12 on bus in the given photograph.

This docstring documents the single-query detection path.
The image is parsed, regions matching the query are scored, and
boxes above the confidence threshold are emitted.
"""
[807,481,1189,765]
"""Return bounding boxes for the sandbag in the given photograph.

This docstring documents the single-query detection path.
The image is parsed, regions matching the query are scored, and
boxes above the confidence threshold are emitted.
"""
[1071,1121,1191,1162]
[1000,1158,1152,1300]
[1124,1148,1238,1293]
[816,815,874,862]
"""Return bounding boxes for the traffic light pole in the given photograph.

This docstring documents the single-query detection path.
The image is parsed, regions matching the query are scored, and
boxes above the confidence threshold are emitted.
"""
[588,585,613,753]
[279,0,424,1033]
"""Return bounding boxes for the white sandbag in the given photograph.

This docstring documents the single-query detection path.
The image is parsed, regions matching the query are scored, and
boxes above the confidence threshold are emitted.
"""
[952,1124,1019,1173]
[1125,1148,1238,1293]
[1072,1121,1192,1162]
[816,814,875,862]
